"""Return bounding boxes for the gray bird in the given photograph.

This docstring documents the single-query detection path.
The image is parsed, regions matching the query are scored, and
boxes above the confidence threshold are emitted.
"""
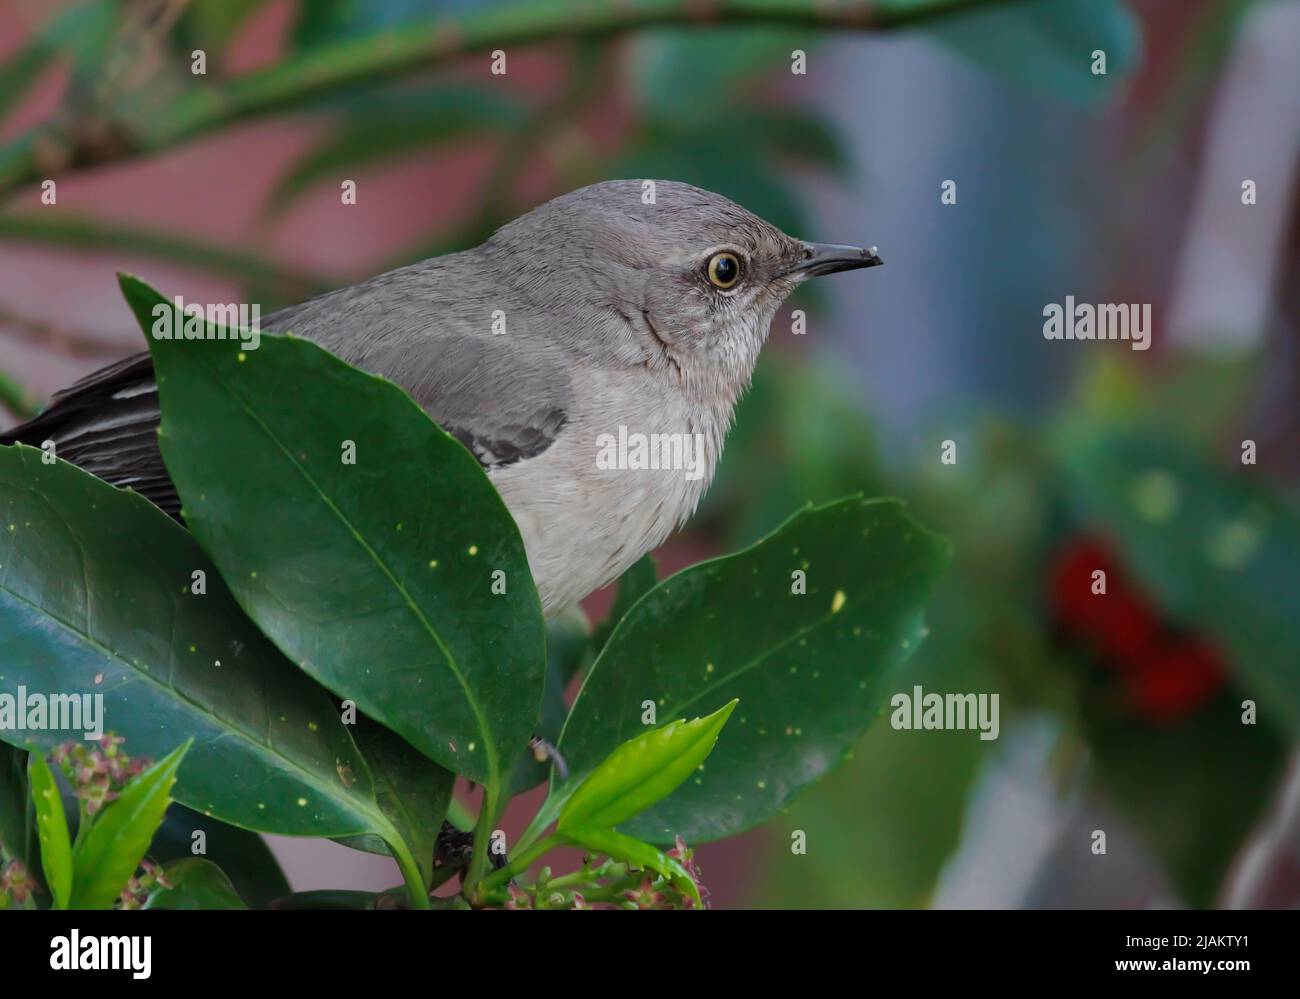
[2,179,881,614]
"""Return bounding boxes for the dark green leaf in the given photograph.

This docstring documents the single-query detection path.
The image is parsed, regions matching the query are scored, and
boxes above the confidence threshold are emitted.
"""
[143,857,247,910]
[333,718,454,884]
[69,742,189,910]
[124,275,544,784]
[558,701,736,832]
[28,752,72,909]
[0,444,394,841]
[559,497,949,843]
[149,804,288,909]
[0,743,38,877]
[509,607,591,794]
[591,555,657,658]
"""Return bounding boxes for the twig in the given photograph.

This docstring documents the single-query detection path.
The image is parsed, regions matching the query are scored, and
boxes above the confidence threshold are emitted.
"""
[0,0,1023,197]
[0,302,127,358]
[0,214,333,296]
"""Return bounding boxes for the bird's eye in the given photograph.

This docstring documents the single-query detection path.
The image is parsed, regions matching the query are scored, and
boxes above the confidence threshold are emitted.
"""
[706,251,742,289]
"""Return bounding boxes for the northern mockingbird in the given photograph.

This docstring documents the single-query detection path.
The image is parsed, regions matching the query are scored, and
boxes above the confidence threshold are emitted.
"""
[2,180,881,614]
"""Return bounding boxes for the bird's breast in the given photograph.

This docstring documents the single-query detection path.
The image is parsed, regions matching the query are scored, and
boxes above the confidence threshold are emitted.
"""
[487,366,725,615]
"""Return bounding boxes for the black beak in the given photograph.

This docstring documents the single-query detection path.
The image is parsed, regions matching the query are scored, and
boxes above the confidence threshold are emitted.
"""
[788,242,883,278]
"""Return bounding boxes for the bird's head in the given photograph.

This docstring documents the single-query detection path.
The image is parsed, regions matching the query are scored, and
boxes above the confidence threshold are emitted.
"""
[483,179,881,409]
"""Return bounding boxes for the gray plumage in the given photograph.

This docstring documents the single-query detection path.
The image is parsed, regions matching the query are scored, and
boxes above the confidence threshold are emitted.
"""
[2,179,880,613]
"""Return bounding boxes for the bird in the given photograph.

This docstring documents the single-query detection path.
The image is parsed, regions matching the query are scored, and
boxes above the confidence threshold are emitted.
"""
[2,179,881,615]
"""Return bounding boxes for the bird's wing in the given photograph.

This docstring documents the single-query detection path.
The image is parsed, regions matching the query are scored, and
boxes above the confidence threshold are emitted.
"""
[0,351,180,513]
[1,276,572,516]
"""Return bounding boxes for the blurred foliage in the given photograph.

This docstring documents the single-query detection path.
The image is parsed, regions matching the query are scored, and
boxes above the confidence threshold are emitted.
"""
[3,0,1293,911]
[723,349,1296,908]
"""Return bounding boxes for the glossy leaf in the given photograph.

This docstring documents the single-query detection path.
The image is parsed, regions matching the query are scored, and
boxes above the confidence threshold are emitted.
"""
[0,443,392,840]
[69,742,189,910]
[123,274,544,784]
[28,752,72,909]
[149,805,288,908]
[509,607,591,794]
[558,701,736,832]
[333,718,454,884]
[0,743,37,876]
[557,825,699,906]
[590,554,657,658]
[559,497,949,844]
[143,857,248,910]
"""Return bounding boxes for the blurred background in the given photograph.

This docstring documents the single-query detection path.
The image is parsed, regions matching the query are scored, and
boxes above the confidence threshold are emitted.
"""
[1,0,1298,908]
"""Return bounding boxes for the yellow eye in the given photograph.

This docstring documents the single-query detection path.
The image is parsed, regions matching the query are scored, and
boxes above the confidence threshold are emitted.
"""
[706,251,742,289]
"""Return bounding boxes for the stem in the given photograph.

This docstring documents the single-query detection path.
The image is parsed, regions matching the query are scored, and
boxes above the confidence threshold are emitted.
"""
[462,780,501,902]
[383,829,431,911]
[0,0,1025,196]
[445,796,474,831]
[0,215,332,296]
[482,833,566,892]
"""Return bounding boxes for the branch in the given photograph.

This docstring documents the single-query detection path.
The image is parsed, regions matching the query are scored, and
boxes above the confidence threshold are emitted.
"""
[0,0,1021,196]
[0,215,333,297]
[0,302,125,358]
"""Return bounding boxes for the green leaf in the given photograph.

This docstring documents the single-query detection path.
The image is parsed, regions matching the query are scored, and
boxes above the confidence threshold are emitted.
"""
[149,805,288,909]
[509,606,591,794]
[559,497,949,844]
[69,741,189,910]
[142,857,248,910]
[27,752,72,909]
[753,649,993,907]
[0,743,38,877]
[559,701,736,832]
[557,825,699,906]
[591,555,657,657]
[122,274,545,785]
[0,444,394,841]
[1057,427,1300,732]
[333,718,454,885]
